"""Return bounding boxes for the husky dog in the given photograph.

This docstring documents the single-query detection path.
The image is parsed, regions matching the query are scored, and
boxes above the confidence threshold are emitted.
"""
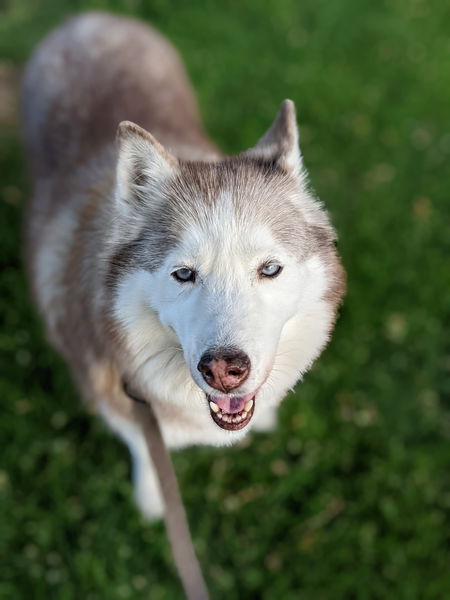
[22,12,345,519]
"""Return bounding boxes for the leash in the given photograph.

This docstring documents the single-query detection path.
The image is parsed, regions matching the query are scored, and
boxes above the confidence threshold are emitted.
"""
[123,381,210,600]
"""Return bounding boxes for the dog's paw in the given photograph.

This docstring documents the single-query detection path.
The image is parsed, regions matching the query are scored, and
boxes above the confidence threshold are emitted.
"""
[134,475,165,521]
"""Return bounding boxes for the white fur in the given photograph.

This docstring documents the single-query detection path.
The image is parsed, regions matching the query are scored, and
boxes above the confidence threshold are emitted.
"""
[99,401,164,519]
[112,193,333,450]
[23,13,343,522]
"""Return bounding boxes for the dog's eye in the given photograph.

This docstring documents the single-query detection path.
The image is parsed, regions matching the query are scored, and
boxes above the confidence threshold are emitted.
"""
[260,263,283,278]
[172,268,196,283]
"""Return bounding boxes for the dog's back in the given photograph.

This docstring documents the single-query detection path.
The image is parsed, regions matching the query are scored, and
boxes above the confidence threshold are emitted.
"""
[22,12,216,180]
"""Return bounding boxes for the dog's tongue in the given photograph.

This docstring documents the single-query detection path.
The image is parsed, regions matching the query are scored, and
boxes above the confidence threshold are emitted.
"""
[212,393,253,414]
[215,396,244,414]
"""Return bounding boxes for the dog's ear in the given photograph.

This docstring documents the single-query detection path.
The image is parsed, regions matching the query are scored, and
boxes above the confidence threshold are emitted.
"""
[244,100,303,177]
[115,121,179,211]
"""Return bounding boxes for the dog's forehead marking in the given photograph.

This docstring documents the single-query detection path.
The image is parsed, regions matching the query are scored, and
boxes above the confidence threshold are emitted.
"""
[167,159,312,258]
[107,158,325,289]
[172,190,283,270]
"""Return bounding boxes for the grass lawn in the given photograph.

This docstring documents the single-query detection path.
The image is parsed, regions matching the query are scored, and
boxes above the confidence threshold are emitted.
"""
[1,0,450,598]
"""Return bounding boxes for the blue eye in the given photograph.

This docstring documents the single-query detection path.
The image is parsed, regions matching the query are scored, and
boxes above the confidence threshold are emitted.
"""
[172,268,196,283]
[260,263,283,278]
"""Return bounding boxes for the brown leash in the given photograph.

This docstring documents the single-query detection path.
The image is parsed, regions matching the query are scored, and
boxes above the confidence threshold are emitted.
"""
[123,382,210,600]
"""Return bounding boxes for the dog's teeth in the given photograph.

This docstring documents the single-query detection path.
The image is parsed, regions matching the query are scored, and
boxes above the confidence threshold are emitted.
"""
[245,399,254,412]
[209,401,219,413]
[241,411,247,419]
[217,411,223,419]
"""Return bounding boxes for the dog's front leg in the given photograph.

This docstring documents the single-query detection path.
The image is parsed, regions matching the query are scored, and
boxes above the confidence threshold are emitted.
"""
[100,403,165,520]
[128,428,165,520]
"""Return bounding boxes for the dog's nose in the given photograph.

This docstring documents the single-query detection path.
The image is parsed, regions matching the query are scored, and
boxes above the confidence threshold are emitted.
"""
[197,349,250,393]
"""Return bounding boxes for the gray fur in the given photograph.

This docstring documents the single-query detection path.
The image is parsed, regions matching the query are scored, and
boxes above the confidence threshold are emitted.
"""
[21,12,345,519]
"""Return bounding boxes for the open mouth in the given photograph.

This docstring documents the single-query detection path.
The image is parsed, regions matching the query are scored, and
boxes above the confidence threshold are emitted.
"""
[207,392,256,430]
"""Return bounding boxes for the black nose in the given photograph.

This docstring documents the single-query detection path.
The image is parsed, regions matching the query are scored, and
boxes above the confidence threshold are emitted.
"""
[197,348,250,393]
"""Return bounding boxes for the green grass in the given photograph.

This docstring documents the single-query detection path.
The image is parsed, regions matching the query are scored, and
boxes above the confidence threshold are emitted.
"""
[1,0,450,598]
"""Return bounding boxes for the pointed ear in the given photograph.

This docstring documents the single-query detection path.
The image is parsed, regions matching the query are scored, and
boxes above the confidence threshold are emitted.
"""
[244,99,303,177]
[115,121,179,210]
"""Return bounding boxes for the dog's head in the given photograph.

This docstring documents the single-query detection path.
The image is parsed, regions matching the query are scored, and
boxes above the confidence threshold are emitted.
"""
[108,101,345,437]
